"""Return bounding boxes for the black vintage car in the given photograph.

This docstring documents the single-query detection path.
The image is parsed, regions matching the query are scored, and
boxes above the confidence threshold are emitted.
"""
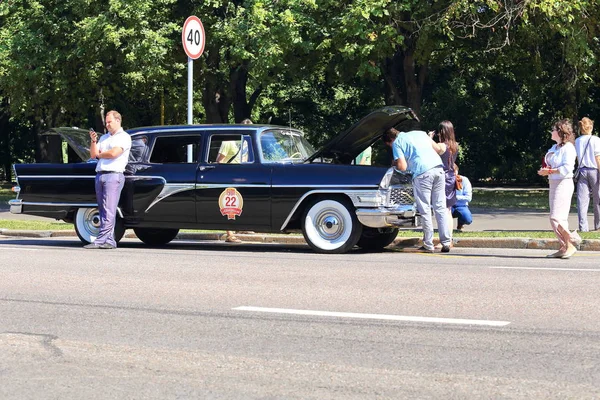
[10,106,418,253]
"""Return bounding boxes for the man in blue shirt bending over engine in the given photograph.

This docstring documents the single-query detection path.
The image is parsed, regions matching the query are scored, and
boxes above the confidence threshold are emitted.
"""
[382,128,452,253]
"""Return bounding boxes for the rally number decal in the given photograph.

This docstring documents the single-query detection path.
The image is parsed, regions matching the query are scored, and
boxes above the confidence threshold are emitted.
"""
[218,187,244,220]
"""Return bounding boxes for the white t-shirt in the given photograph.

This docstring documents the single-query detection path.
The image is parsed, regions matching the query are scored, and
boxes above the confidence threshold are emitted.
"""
[96,129,132,173]
[575,134,600,169]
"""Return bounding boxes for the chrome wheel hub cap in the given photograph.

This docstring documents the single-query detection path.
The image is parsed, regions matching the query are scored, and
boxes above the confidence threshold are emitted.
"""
[316,209,344,240]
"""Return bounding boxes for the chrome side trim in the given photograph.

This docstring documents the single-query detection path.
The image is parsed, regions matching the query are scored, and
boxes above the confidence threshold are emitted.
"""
[195,183,270,189]
[12,201,97,207]
[145,183,196,212]
[279,189,380,231]
[17,174,166,180]
[273,184,377,189]
[18,175,96,179]
[10,200,124,219]
[144,182,272,212]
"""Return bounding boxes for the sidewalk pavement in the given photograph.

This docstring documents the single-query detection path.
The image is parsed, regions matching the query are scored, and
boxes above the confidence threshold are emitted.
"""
[1,207,599,251]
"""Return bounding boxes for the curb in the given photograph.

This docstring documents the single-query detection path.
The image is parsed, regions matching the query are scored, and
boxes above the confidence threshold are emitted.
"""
[1,228,600,251]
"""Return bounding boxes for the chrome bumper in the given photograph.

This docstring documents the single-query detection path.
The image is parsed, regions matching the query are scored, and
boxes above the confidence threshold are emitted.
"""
[356,205,417,228]
[9,199,22,214]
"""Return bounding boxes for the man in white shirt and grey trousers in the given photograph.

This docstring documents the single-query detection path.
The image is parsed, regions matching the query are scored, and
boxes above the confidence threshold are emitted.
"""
[575,117,600,231]
[86,110,132,249]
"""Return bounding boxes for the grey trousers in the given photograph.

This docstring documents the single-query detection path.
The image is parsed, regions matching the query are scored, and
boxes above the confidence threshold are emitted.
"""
[94,172,125,247]
[576,168,600,231]
[413,167,452,249]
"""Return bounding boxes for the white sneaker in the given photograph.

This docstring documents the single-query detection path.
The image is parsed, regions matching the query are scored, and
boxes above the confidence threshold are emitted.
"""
[570,230,582,246]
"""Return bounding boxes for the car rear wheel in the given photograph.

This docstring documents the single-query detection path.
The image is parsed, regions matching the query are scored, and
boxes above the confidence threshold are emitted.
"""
[301,198,362,254]
[357,228,399,251]
[74,207,125,245]
[134,228,179,246]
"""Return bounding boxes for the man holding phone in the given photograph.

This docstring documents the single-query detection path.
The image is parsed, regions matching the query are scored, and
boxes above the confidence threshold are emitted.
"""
[86,110,132,249]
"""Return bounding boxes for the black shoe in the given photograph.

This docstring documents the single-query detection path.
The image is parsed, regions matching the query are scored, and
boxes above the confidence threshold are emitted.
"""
[416,246,434,253]
[83,243,100,249]
[441,245,451,253]
[99,243,116,249]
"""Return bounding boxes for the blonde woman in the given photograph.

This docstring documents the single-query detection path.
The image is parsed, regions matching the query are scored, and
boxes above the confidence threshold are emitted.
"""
[575,117,600,231]
[537,119,578,258]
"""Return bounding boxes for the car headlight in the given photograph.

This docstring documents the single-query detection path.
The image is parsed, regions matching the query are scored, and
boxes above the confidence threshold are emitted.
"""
[379,168,394,189]
[380,167,413,189]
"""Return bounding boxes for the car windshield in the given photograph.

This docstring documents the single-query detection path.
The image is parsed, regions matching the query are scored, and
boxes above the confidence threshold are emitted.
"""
[260,129,315,163]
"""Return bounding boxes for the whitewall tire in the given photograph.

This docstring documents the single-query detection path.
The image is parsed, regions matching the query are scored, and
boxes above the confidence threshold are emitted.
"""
[301,198,362,254]
[74,207,125,245]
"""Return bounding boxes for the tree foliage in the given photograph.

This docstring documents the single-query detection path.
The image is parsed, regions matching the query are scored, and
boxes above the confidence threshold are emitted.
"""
[0,0,598,185]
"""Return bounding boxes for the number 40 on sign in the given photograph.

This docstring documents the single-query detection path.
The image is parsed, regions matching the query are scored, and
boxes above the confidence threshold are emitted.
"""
[182,16,205,60]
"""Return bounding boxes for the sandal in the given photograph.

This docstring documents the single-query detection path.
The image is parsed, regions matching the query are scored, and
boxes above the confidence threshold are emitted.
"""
[225,235,242,243]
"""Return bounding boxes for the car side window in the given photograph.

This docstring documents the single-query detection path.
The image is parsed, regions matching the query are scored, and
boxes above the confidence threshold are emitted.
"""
[149,135,201,164]
[208,134,254,164]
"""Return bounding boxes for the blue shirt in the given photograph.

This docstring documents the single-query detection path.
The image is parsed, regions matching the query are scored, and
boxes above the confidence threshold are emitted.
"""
[392,130,443,177]
[455,175,472,207]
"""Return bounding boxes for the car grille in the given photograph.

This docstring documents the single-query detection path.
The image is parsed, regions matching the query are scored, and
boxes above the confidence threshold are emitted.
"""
[389,187,414,205]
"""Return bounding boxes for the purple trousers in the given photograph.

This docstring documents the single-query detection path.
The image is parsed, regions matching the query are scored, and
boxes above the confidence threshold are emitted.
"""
[94,172,125,247]
[576,168,600,231]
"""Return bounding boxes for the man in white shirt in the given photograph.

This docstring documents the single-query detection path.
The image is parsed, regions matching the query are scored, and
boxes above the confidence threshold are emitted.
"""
[575,117,600,231]
[86,110,132,249]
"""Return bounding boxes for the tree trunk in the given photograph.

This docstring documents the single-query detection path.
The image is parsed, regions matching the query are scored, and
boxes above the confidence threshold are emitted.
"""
[202,49,231,123]
[381,38,429,123]
[230,64,250,123]
[0,99,10,181]
[230,63,263,123]
[203,76,231,123]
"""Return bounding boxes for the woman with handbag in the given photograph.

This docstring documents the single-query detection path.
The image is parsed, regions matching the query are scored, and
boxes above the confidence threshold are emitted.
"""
[538,119,578,258]
[575,117,600,231]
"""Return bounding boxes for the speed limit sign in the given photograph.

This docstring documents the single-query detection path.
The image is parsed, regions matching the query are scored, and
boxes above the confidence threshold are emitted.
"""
[182,16,205,59]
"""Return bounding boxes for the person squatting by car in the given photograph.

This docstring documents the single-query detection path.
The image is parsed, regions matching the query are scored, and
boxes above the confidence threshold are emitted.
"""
[452,164,473,231]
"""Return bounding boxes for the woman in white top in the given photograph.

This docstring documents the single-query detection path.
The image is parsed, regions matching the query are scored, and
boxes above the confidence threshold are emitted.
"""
[537,119,578,259]
[574,117,600,231]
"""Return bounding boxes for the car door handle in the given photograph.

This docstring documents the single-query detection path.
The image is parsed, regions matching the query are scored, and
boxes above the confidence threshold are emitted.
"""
[198,165,216,171]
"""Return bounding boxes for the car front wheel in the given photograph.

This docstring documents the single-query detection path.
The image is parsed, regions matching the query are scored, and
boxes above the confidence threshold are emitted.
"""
[301,198,362,254]
[356,228,399,251]
[74,207,125,245]
[134,228,179,246]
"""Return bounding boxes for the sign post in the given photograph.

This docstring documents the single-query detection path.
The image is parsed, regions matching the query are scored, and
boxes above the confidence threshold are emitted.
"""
[182,16,206,161]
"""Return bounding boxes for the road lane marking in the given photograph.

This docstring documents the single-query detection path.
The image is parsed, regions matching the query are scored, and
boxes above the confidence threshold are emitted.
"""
[233,306,511,327]
[0,247,39,251]
[491,267,600,272]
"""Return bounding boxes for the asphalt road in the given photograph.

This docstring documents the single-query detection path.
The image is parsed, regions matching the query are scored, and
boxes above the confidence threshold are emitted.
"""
[1,237,599,399]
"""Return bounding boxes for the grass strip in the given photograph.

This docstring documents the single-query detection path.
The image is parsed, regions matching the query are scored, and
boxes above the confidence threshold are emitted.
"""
[0,219,74,230]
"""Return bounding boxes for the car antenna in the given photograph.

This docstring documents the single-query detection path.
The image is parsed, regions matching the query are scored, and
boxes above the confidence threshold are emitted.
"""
[288,109,292,130]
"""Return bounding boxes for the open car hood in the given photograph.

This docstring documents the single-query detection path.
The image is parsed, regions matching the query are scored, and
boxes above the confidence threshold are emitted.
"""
[306,106,419,164]
[43,127,95,161]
